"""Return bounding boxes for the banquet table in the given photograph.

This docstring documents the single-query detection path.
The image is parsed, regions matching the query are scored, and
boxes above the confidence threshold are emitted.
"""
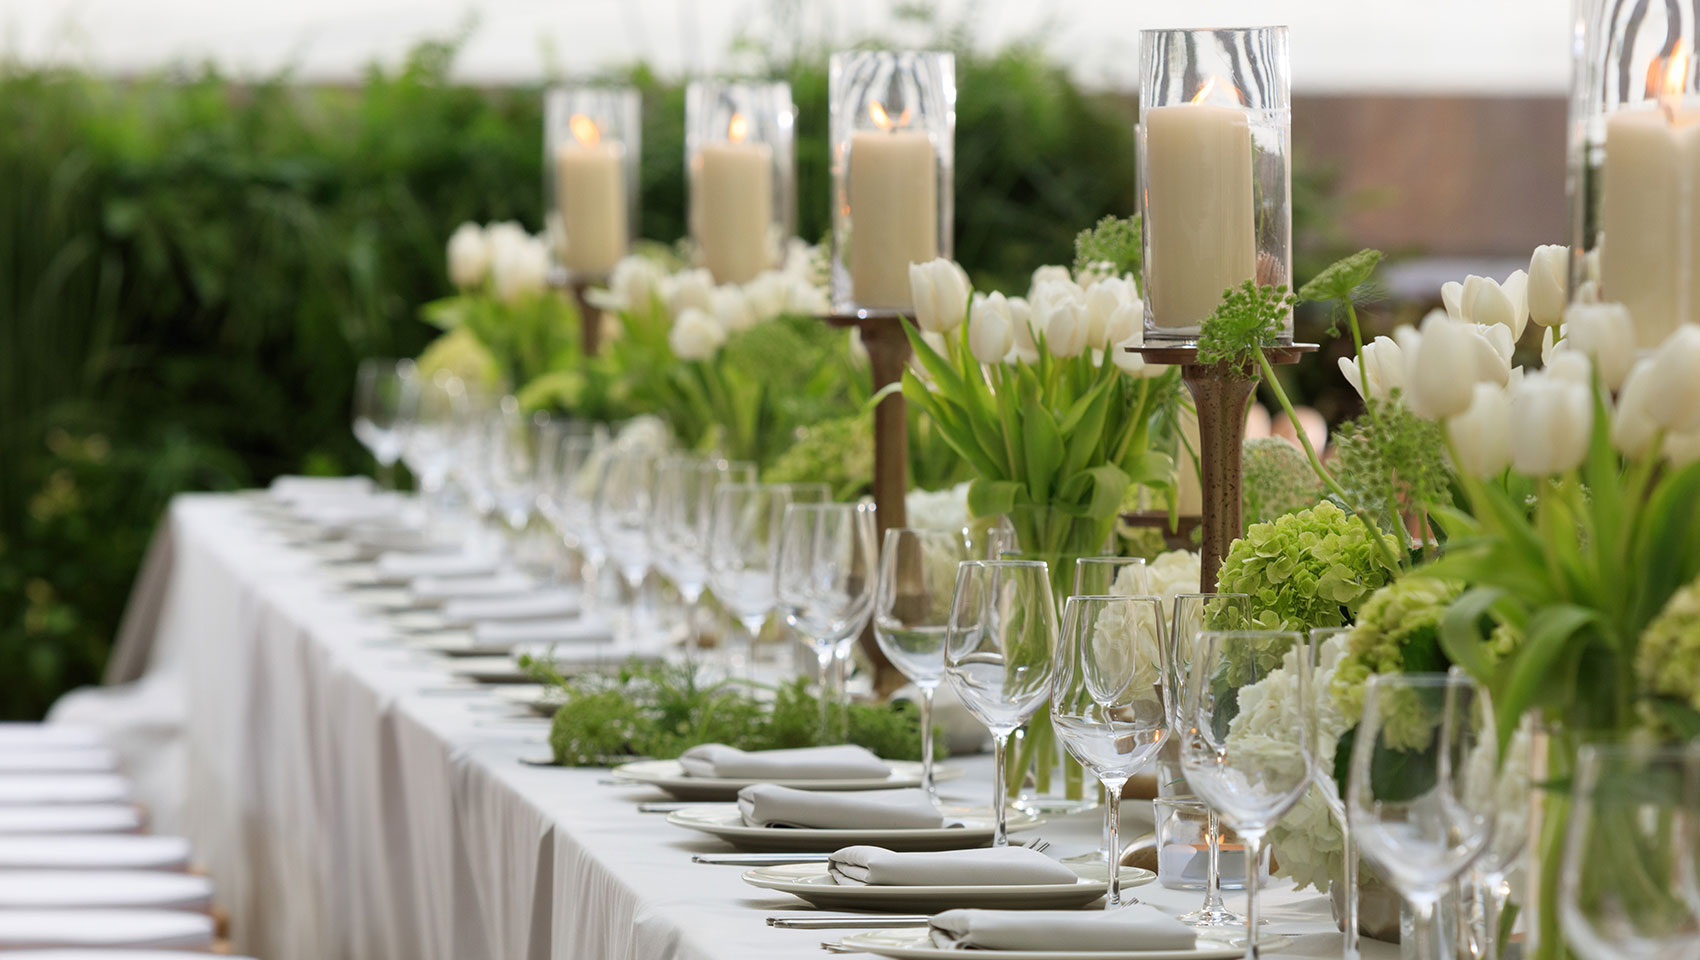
[126,493,1395,960]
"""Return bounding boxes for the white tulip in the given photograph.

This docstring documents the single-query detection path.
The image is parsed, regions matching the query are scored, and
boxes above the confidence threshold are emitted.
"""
[447,222,491,289]
[1528,245,1569,328]
[968,292,1016,364]
[741,271,790,323]
[1557,302,1634,390]
[1074,260,1118,289]
[1104,300,1143,349]
[490,235,550,304]
[1461,270,1531,342]
[1029,264,1073,297]
[1611,358,1659,457]
[668,307,727,360]
[908,258,972,334]
[784,275,830,317]
[1400,315,1487,419]
[1441,280,1465,321]
[712,286,758,333]
[1044,298,1091,358]
[1448,383,1512,477]
[1337,335,1406,403]
[664,269,716,318]
[1640,326,1700,433]
[1508,371,1593,475]
[1667,429,1700,466]
[1541,325,1559,366]
[485,221,529,259]
[1084,276,1138,349]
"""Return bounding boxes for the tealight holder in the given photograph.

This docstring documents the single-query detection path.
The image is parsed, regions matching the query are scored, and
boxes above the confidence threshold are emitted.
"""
[1570,0,1700,347]
[686,81,796,285]
[544,86,641,283]
[829,50,956,317]
[1138,27,1292,342]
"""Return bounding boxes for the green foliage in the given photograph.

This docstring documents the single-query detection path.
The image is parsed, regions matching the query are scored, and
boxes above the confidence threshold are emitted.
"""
[1241,436,1325,525]
[764,415,875,501]
[1330,577,1462,721]
[528,659,936,765]
[1635,574,1700,734]
[1216,501,1402,633]
[422,290,582,391]
[1196,282,1298,368]
[1073,215,1142,280]
[1331,400,1453,537]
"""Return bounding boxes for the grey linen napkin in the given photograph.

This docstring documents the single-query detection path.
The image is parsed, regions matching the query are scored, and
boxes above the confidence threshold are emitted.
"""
[827,845,1077,886]
[927,907,1197,951]
[736,785,944,829]
[680,743,891,780]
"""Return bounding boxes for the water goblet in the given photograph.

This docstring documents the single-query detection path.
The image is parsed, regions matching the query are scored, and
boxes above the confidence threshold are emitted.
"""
[774,502,878,741]
[649,456,757,661]
[707,483,793,679]
[872,527,969,801]
[1074,556,1148,597]
[353,358,414,489]
[594,452,658,644]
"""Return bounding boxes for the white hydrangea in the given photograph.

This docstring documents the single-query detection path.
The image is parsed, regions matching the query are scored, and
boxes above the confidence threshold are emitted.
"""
[905,483,970,536]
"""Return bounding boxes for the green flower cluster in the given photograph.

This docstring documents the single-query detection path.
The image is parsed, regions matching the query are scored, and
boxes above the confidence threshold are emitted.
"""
[764,415,875,501]
[1638,577,1700,713]
[416,327,502,391]
[1242,436,1325,525]
[1216,501,1401,634]
[1329,576,1462,723]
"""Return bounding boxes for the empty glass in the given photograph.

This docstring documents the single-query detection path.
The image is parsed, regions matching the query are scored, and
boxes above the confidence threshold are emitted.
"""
[707,483,793,678]
[774,502,878,741]
[873,527,969,803]
[542,431,610,610]
[1459,717,1532,960]
[945,559,1058,847]
[1180,630,1313,960]
[353,358,414,489]
[1306,626,1359,960]
[1348,673,1496,960]
[649,456,757,660]
[1168,592,1253,927]
[1074,556,1148,597]
[1560,742,1700,960]
[398,370,462,527]
[484,397,541,533]
[595,452,658,643]
[1051,594,1170,907]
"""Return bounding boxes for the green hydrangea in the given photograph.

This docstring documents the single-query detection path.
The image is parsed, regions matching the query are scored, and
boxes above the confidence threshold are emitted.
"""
[1216,501,1401,634]
[1638,578,1700,712]
[416,326,502,390]
[1242,436,1325,525]
[764,415,874,500]
[1330,576,1462,723]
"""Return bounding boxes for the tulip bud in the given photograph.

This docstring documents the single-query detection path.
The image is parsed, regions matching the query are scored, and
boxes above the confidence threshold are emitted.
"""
[1508,372,1593,475]
[1527,245,1569,328]
[1611,359,1659,457]
[968,292,1015,364]
[1667,429,1700,466]
[1084,276,1137,349]
[1337,335,1406,403]
[1558,302,1634,390]
[1640,326,1700,433]
[1029,264,1073,297]
[664,269,716,317]
[668,307,727,361]
[490,235,550,304]
[1447,383,1512,477]
[908,258,972,334]
[1044,299,1090,358]
[1400,315,1483,419]
[1461,271,1530,342]
[1441,281,1465,321]
[712,286,757,333]
[447,222,491,289]
[742,271,790,323]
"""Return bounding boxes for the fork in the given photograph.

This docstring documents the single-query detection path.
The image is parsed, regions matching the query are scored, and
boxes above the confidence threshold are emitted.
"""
[1023,836,1052,856]
[820,943,860,955]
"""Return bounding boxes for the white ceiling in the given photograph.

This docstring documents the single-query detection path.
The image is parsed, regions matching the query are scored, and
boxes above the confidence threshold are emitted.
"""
[6,0,1574,95]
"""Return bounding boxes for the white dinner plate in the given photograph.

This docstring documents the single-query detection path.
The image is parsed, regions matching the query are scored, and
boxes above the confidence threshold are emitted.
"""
[741,861,1154,911]
[612,758,964,802]
[836,928,1287,960]
[665,804,1036,852]
[494,684,566,716]
[446,656,539,684]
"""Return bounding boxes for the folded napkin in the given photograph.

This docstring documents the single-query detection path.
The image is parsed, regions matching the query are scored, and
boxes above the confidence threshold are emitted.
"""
[682,744,891,781]
[409,572,535,603]
[928,907,1197,952]
[736,785,944,830]
[375,552,498,583]
[442,589,580,626]
[472,616,610,649]
[828,845,1078,887]
[270,475,374,504]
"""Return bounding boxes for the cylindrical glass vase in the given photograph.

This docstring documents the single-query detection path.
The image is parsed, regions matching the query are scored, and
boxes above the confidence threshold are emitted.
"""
[1569,0,1700,347]
[829,50,956,317]
[1138,27,1292,343]
[544,86,641,281]
[686,81,796,285]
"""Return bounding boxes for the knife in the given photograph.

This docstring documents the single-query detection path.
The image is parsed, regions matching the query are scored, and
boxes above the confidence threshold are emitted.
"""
[769,916,929,929]
[691,852,831,865]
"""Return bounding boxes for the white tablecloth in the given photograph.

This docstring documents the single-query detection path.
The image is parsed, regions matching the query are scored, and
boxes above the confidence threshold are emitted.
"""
[96,494,1392,960]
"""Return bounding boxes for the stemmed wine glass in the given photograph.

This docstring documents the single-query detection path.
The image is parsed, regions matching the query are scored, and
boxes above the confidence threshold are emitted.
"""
[707,483,793,679]
[594,452,658,645]
[1168,592,1252,927]
[353,358,415,490]
[1051,594,1170,907]
[541,431,610,611]
[1460,716,1532,960]
[484,397,540,534]
[945,559,1058,847]
[650,456,757,661]
[1305,626,1359,960]
[873,527,969,802]
[1179,630,1314,960]
[397,370,462,534]
[1348,673,1496,960]
[1560,742,1700,960]
[774,502,878,741]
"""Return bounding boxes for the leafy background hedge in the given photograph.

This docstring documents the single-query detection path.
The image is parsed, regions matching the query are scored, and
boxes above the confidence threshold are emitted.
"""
[0,29,1347,718]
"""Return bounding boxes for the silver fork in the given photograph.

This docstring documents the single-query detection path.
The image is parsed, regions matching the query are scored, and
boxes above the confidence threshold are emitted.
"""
[820,943,860,955]
[1023,836,1052,856]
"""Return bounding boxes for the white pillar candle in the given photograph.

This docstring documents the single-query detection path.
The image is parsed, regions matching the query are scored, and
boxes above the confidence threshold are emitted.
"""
[848,126,938,312]
[1600,108,1700,348]
[555,116,627,277]
[694,125,774,285]
[1144,100,1256,332]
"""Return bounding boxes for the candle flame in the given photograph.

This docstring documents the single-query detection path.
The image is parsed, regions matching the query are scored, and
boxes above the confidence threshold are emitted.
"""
[728,112,750,143]
[568,113,601,146]
[1650,41,1690,120]
[868,100,913,131]
[1191,76,1218,104]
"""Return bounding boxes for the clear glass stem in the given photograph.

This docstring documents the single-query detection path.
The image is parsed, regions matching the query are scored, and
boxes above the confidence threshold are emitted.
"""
[734,615,764,682]
[679,592,700,665]
[832,647,850,742]
[1414,898,1437,960]
[1242,830,1265,960]
[918,684,937,804]
[1342,815,1360,960]
[377,459,396,491]
[991,732,1010,847]
[1103,780,1127,908]
[815,648,834,742]
[1204,809,1228,914]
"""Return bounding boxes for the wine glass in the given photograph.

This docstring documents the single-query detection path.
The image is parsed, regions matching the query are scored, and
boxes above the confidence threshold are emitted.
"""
[1305,626,1360,960]
[707,482,793,679]
[1051,594,1170,907]
[945,559,1058,847]
[594,452,658,644]
[1348,673,1496,960]
[873,527,969,802]
[1168,592,1253,927]
[1180,630,1313,960]
[1560,742,1700,960]
[353,358,415,490]
[484,397,540,533]
[546,431,610,611]
[1074,556,1148,597]
[1459,715,1533,960]
[398,370,462,532]
[774,502,878,742]
[650,456,757,660]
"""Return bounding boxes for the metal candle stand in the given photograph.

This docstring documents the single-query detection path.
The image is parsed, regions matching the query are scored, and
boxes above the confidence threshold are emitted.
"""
[1128,342,1317,592]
